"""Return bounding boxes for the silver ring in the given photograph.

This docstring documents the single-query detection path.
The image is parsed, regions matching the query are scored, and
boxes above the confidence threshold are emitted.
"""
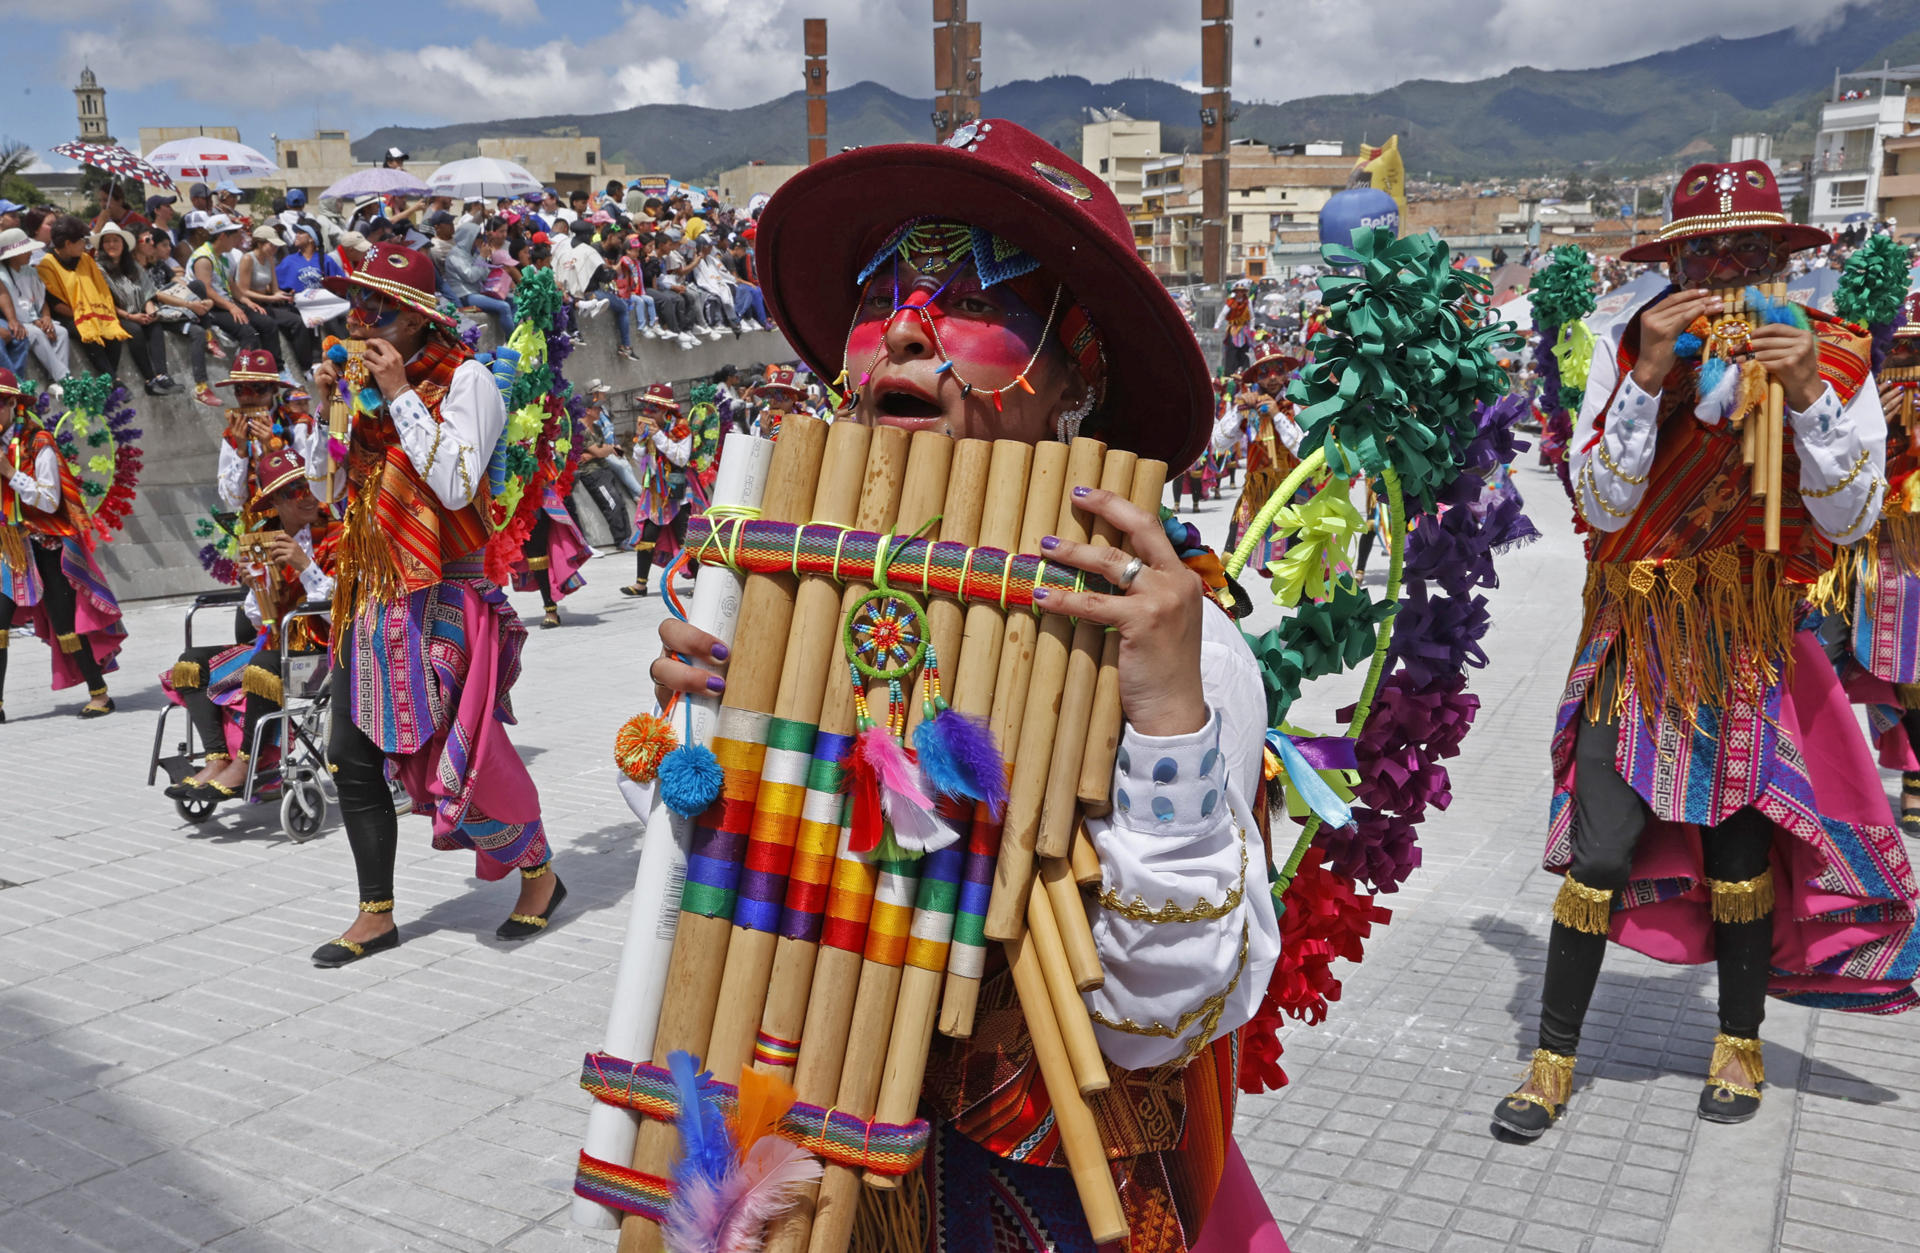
[1116,556,1145,591]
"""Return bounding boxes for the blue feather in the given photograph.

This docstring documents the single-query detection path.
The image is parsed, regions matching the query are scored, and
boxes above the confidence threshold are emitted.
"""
[660,742,724,817]
[912,706,1008,817]
[1697,355,1727,399]
[666,1051,735,1192]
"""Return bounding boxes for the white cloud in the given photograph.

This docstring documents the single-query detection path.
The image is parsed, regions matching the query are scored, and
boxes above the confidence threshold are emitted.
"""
[447,0,543,25]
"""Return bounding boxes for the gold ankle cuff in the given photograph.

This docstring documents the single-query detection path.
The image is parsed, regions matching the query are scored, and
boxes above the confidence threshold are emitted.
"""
[1707,870,1774,924]
[1507,1048,1576,1113]
[520,863,550,881]
[358,899,395,914]
[1553,875,1614,934]
[1709,1033,1763,1096]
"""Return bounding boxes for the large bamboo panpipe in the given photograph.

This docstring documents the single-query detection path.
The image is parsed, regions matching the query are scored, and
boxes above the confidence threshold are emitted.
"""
[1076,460,1171,814]
[617,415,830,1253]
[574,432,774,1230]
[1762,279,1787,554]
[700,421,898,1082]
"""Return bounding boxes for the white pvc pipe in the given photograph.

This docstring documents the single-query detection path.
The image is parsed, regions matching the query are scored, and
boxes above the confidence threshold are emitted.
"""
[571,432,774,1229]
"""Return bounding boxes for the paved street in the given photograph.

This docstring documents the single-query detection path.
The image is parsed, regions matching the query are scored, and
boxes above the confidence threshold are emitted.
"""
[1,458,1914,1252]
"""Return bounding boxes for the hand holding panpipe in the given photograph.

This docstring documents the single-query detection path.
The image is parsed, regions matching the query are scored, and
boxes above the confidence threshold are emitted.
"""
[1706,283,1788,552]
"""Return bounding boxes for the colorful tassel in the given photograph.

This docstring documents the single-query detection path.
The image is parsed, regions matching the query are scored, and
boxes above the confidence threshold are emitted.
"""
[660,743,724,817]
[912,705,1006,817]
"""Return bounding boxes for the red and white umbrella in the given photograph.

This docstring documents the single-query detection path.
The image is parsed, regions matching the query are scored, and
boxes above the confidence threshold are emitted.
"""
[50,141,174,188]
[144,137,279,184]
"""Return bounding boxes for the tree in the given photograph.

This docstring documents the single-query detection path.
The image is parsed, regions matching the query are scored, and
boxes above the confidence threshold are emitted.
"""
[0,137,38,209]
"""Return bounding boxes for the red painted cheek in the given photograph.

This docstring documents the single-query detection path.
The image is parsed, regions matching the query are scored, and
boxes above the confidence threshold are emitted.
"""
[935,318,1042,380]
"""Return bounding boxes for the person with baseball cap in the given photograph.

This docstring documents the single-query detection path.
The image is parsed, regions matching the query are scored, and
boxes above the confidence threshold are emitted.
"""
[186,215,266,403]
[307,242,561,967]
[1496,160,1918,1141]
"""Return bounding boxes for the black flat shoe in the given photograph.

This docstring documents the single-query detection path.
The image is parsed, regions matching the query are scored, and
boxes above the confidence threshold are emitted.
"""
[542,607,562,629]
[1902,809,1920,840]
[1698,1081,1762,1123]
[77,698,115,719]
[163,778,206,800]
[620,582,649,597]
[1491,1048,1575,1140]
[496,874,566,940]
[311,926,401,968]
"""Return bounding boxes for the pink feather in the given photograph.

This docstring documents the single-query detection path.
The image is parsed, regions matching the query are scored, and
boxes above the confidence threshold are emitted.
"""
[663,1176,728,1253]
[859,727,950,854]
[713,1138,824,1253]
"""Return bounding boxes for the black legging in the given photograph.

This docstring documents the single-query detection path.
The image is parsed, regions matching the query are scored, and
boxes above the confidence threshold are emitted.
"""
[1537,701,1774,1055]
[523,511,555,609]
[1903,709,1920,764]
[175,646,284,758]
[121,317,172,381]
[633,512,688,583]
[327,665,399,907]
[0,539,109,703]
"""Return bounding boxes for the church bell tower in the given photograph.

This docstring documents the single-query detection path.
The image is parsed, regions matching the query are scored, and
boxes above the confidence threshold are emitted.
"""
[74,67,113,144]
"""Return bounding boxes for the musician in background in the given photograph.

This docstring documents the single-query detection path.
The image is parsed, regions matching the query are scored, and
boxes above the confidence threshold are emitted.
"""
[653,122,1282,1252]
[214,349,340,512]
[0,368,123,721]
[508,448,592,632]
[1498,161,1917,1140]
[1223,346,1305,563]
[165,448,335,800]
[620,383,691,599]
[305,244,561,968]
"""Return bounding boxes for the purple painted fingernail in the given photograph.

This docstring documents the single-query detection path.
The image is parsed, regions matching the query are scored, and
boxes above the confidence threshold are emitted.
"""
[706,675,727,693]
[711,643,729,661]
[1040,535,1060,551]
[1072,486,1091,498]
[1033,588,1050,601]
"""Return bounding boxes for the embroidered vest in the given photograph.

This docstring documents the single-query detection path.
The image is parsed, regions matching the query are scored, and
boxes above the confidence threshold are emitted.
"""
[2,424,86,541]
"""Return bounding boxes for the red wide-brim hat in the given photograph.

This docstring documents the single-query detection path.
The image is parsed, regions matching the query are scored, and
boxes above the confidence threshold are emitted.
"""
[755,119,1212,470]
[322,243,458,327]
[1619,159,1831,263]
[1240,347,1302,382]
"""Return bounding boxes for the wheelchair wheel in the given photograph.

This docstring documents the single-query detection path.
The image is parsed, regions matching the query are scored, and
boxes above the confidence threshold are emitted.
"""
[281,775,329,842]
[175,793,219,825]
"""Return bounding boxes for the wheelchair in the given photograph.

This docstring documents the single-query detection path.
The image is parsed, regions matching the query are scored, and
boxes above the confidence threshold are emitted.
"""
[147,589,335,841]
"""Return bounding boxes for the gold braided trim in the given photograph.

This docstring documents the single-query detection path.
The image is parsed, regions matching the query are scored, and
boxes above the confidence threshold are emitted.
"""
[170,659,203,688]
[1099,826,1246,923]
[332,459,403,624]
[0,523,27,577]
[1657,210,1789,241]
[87,685,107,699]
[1708,1032,1764,1096]
[57,631,82,654]
[203,751,231,764]
[1594,437,1650,486]
[1883,510,1920,579]
[240,664,283,706]
[1802,447,1874,499]
[329,936,366,957]
[1552,875,1614,935]
[524,554,551,571]
[359,899,395,914]
[234,750,250,763]
[1578,463,1636,518]
[1581,545,1798,725]
[520,863,550,881]
[1707,870,1775,924]
[1090,918,1249,1065]
[1507,1048,1576,1111]
[504,911,551,928]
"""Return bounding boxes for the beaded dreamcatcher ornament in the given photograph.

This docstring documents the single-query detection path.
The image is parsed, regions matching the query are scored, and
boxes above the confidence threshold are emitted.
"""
[1674,284,1808,428]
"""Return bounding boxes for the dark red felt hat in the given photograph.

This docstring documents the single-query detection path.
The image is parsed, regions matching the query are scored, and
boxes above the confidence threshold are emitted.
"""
[755,119,1212,470]
[1619,160,1831,264]
[213,348,289,389]
[323,242,456,326]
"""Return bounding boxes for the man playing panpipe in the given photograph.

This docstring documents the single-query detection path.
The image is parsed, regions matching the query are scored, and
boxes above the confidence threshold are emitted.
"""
[651,121,1282,1253]
[1498,160,1919,1140]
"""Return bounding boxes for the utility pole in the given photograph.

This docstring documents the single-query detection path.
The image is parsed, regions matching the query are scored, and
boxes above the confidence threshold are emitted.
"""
[1200,0,1232,286]
[932,0,981,143]
[805,19,828,164]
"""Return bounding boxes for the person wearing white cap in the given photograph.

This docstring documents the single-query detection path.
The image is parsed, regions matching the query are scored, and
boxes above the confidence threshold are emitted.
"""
[0,227,70,382]
[187,216,265,405]
[236,223,312,375]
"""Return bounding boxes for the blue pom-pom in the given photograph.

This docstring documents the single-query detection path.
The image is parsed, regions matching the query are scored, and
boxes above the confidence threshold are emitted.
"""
[1674,332,1703,358]
[326,342,349,366]
[913,706,1008,817]
[659,742,723,817]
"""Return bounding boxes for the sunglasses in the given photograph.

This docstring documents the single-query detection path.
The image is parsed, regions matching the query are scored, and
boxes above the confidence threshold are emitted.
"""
[1672,231,1785,282]
[347,289,403,327]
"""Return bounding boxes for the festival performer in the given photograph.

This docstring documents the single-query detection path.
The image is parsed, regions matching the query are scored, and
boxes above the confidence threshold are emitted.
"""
[748,362,806,442]
[1224,345,1305,562]
[1216,278,1255,375]
[212,350,337,509]
[620,383,692,599]
[306,243,561,968]
[647,121,1284,1253]
[510,467,591,631]
[1496,161,1919,1140]
[0,369,124,720]
[164,447,335,799]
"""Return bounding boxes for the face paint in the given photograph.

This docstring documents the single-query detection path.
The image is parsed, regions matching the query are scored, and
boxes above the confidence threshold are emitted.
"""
[346,290,401,340]
[845,258,1051,393]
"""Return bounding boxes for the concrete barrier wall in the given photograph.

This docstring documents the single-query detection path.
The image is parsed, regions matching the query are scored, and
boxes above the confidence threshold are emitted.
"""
[20,305,794,602]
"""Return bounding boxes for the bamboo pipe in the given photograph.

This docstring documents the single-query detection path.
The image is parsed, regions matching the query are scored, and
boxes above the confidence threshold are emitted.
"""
[1027,875,1108,1095]
[1074,460,1171,813]
[1037,448,1138,857]
[985,439,1104,941]
[904,441,991,736]
[1042,854,1102,991]
[702,420,888,1082]
[1069,819,1103,887]
[1764,280,1787,553]
[617,415,829,1253]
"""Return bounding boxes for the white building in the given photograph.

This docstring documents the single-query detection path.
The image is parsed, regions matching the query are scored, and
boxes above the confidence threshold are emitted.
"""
[1808,66,1920,228]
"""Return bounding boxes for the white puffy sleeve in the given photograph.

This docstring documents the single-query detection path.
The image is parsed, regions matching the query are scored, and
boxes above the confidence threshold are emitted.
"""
[390,358,505,512]
[294,526,335,605]
[216,440,247,511]
[1569,323,1660,532]
[651,425,691,468]
[10,444,61,515]
[1083,602,1281,1070]
[1791,379,1885,545]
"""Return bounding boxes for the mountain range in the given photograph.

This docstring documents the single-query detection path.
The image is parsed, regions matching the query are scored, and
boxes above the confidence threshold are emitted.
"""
[355,0,1920,182]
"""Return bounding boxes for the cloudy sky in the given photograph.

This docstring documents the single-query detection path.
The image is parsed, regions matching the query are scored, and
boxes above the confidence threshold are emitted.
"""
[1,0,1867,161]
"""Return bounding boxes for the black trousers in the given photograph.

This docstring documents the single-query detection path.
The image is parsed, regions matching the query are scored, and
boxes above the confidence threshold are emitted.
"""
[327,664,399,906]
[187,281,263,356]
[0,539,108,703]
[1902,709,1920,765]
[258,303,315,371]
[175,646,281,757]
[522,511,555,609]
[1537,702,1774,1055]
[633,512,688,582]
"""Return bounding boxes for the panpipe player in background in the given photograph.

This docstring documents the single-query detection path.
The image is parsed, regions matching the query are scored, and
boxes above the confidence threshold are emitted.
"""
[650,120,1284,1251]
[1499,161,1919,1140]
[306,244,563,969]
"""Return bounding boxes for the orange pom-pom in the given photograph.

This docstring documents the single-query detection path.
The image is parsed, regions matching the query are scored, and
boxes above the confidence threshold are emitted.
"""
[616,712,680,783]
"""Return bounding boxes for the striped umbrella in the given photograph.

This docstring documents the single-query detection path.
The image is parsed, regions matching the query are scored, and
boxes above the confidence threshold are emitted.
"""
[50,142,173,188]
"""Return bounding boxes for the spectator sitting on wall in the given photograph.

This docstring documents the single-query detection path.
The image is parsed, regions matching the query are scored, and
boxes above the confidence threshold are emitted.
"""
[324,230,368,281]
[187,216,264,406]
[427,210,458,272]
[141,226,217,398]
[444,220,516,334]
[235,224,313,377]
[723,235,770,331]
[567,188,590,225]
[92,221,180,396]
[186,182,213,220]
[145,194,179,247]
[0,227,70,383]
[37,214,131,378]
[689,238,743,335]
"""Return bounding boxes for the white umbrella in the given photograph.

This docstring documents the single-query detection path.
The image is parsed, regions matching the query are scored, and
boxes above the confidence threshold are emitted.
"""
[425,157,542,201]
[144,137,278,183]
